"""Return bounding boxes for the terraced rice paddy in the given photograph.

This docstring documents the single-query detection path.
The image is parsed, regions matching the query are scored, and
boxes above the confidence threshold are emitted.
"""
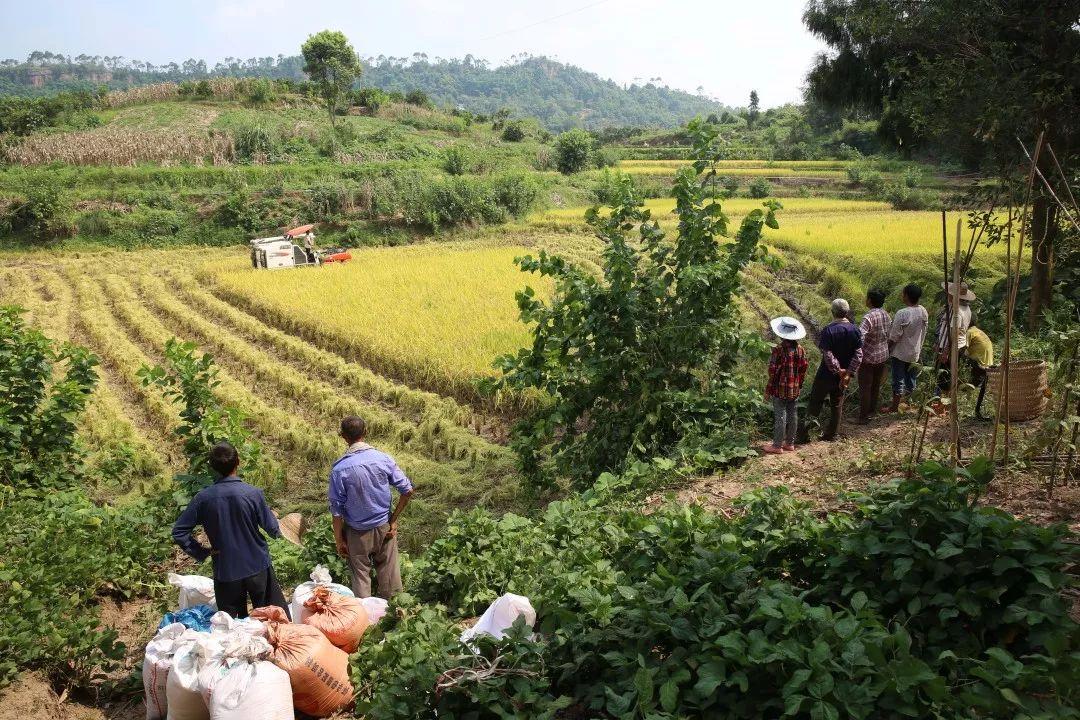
[617,159,850,177]
[209,244,552,404]
[0,250,519,551]
[0,197,1008,546]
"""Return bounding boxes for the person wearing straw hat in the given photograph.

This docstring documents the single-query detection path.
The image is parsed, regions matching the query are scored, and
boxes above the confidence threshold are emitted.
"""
[797,299,863,443]
[933,281,975,412]
[763,316,809,454]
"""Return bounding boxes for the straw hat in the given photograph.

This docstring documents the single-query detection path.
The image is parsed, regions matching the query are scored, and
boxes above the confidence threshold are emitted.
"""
[277,512,306,546]
[941,281,976,301]
[770,316,807,341]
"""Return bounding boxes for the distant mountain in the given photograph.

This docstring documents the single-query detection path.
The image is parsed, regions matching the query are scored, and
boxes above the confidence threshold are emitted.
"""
[0,52,727,130]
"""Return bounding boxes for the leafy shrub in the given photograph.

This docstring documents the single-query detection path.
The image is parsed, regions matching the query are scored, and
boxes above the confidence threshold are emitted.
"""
[748,177,773,198]
[442,146,471,176]
[883,184,936,210]
[553,128,595,174]
[76,209,114,236]
[9,180,71,241]
[355,87,389,111]
[402,460,1080,720]
[215,190,260,231]
[490,172,540,218]
[862,170,886,196]
[594,168,637,205]
[233,123,276,162]
[308,182,350,220]
[405,89,432,108]
[0,308,170,687]
[244,78,276,105]
[593,146,620,169]
[501,120,527,142]
[845,165,864,184]
[719,175,740,197]
[902,167,922,188]
[490,120,775,490]
[139,338,278,494]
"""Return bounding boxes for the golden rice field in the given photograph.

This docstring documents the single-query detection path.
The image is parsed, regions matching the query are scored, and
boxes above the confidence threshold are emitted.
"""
[0,249,521,551]
[531,197,891,225]
[208,244,551,404]
[0,199,1010,538]
[617,159,849,176]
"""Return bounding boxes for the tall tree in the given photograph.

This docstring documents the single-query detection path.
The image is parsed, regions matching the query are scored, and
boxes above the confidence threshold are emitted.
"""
[748,89,760,128]
[803,0,1080,326]
[301,30,362,128]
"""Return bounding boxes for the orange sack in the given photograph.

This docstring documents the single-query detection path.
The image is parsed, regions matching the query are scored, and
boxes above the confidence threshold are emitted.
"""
[303,586,370,653]
[251,606,353,718]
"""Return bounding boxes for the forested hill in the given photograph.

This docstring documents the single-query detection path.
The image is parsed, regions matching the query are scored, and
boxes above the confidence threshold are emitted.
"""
[0,52,727,130]
[363,56,728,130]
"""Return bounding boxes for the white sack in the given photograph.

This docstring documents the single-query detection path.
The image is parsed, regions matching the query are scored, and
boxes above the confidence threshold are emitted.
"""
[460,593,536,646]
[166,635,223,720]
[168,573,216,611]
[289,565,354,625]
[208,611,266,639]
[143,623,198,720]
[359,596,389,624]
[206,661,292,720]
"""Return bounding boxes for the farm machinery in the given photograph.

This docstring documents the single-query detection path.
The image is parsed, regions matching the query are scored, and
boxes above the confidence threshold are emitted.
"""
[249,224,352,270]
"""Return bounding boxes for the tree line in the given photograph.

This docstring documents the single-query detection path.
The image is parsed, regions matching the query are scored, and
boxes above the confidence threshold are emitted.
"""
[0,51,727,130]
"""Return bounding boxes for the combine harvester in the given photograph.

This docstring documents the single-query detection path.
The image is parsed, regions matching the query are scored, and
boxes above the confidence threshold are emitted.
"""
[250,224,352,270]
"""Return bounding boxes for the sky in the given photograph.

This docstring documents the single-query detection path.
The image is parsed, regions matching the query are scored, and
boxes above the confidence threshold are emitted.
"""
[1,0,828,107]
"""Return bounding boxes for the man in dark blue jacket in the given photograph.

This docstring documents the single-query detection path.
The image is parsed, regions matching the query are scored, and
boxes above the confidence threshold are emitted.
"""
[172,441,289,619]
[797,298,864,443]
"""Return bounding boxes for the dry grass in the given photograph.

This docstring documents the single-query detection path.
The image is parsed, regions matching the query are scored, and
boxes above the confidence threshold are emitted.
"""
[106,78,252,108]
[2,125,234,166]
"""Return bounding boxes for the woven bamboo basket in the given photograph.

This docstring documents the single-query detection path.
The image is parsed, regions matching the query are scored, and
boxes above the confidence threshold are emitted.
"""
[986,359,1049,421]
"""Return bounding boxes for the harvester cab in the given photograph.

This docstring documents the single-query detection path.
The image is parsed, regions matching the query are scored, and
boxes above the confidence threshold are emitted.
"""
[249,224,351,269]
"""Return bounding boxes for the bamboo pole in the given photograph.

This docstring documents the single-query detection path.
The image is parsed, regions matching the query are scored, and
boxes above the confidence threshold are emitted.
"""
[949,218,962,466]
[990,210,1014,459]
[910,211,951,467]
[990,132,1045,462]
[1048,338,1079,496]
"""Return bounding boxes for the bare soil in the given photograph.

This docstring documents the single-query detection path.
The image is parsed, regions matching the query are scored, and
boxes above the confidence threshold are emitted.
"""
[660,408,1080,533]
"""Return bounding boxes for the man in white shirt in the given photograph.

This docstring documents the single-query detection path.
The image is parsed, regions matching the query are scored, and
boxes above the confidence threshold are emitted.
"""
[884,283,929,413]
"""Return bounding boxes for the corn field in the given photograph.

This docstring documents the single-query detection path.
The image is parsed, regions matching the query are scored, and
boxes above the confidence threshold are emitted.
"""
[106,78,252,108]
[2,125,235,166]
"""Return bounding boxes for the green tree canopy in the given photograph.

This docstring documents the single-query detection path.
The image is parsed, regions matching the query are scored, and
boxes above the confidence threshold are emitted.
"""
[301,30,362,126]
[803,0,1080,325]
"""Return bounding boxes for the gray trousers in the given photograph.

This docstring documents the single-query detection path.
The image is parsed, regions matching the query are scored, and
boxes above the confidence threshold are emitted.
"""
[344,523,403,599]
[772,396,798,447]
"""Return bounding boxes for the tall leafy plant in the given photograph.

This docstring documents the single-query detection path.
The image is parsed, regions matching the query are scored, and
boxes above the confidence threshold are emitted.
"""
[490,118,778,490]
[139,338,277,496]
[0,306,97,490]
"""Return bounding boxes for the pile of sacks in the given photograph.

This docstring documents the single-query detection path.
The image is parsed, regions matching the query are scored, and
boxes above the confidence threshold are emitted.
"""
[146,567,388,719]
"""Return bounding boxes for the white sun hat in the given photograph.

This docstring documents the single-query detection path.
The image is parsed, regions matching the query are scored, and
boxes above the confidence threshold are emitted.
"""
[770,316,807,341]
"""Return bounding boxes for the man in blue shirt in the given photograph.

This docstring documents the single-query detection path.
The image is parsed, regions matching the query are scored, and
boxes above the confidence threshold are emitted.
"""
[797,298,864,443]
[329,416,415,598]
[172,441,289,619]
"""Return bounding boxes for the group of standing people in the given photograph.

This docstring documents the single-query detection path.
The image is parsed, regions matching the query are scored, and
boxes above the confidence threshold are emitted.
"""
[763,280,994,454]
[171,415,414,619]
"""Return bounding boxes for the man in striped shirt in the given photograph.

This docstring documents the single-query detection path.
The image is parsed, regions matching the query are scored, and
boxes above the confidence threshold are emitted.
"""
[856,288,891,423]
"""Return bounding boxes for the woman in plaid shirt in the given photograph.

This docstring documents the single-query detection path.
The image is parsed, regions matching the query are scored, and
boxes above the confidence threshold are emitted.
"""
[856,288,891,423]
[764,317,809,454]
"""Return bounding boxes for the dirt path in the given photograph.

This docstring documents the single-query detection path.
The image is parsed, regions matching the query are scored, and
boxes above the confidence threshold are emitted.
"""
[660,408,1080,532]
